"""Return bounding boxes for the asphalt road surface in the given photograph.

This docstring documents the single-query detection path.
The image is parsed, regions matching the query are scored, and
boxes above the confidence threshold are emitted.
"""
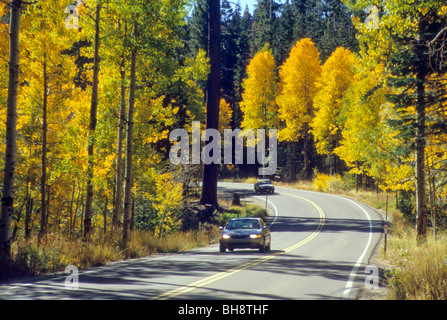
[0,182,383,300]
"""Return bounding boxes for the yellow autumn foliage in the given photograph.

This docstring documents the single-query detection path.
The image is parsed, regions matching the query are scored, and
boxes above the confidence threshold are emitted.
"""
[152,172,184,237]
[277,38,322,142]
[312,47,358,155]
[219,98,232,132]
[240,45,278,130]
[313,172,344,193]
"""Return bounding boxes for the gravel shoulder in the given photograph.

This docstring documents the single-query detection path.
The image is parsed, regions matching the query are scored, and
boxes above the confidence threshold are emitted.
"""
[357,208,392,300]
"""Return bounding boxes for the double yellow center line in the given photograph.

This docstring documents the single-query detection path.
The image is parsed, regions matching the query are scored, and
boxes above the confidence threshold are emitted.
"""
[153,193,325,300]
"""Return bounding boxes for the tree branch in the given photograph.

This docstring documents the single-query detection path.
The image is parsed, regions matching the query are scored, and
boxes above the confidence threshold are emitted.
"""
[429,26,447,47]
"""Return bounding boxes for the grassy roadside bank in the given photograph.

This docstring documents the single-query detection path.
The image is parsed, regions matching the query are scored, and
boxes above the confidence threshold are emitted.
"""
[1,200,267,282]
[2,229,219,281]
[224,177,447,300]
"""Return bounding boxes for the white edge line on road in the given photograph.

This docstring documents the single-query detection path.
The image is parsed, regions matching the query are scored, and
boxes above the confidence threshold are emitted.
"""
[340,197,373,299]
[253,195,278,228]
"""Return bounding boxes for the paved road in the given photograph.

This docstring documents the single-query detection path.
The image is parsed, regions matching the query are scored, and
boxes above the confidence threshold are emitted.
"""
[0,182,383,300]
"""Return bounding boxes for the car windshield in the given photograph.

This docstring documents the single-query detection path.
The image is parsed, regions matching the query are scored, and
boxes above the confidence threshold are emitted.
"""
[226,219,261,230]
[258,179,271,184]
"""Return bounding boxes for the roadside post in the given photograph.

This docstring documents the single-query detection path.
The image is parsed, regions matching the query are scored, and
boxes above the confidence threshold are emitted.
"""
[384,192,388,256]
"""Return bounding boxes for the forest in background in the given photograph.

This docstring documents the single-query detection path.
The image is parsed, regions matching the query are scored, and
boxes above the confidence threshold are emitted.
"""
[0,0,446,287]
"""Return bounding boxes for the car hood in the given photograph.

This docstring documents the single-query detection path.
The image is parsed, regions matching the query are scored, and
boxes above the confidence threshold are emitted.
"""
[222,229,262,235]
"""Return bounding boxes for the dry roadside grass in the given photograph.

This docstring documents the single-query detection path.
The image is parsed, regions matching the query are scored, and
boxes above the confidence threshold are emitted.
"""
[2,198,266,282]
[3,228,221,281]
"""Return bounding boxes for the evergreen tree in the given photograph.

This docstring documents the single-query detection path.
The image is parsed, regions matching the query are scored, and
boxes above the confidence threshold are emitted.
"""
[221,0,238,112]
[187,0,208,57]
[320,0,358,60]
[252,0,280,55]
[291,0,324,45]
[232,5,253,128]
[272,0,295,64]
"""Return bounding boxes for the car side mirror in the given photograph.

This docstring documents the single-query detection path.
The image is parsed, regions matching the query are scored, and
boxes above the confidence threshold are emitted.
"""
[219,226,224,230]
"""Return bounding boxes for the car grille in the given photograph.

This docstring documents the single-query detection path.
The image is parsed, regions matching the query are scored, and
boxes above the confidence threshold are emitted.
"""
[232,235,248,240]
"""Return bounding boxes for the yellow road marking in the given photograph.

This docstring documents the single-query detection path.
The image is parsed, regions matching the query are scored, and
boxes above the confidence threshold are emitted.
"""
[152,193,325,300]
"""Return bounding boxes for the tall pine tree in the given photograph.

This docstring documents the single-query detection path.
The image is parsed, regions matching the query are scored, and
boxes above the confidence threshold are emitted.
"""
[252,0,280,55]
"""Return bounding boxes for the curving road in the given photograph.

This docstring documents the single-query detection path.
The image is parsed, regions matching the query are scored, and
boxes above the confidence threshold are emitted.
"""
[0,182,383,300]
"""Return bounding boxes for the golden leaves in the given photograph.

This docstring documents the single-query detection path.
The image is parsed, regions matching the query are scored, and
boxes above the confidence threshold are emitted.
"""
[276,38,321,142]
[240,46,278,131]
[219,98,232,133]
[311,47,357,154]
[151,172,183,237]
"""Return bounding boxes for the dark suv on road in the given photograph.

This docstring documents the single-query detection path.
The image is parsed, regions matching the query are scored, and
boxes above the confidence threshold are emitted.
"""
[254,179,275,194]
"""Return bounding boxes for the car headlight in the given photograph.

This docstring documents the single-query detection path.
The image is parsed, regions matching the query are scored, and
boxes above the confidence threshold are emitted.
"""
[221,234,231,239]
[249,234,262,239]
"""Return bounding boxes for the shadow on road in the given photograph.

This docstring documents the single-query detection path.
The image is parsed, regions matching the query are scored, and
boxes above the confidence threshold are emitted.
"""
[0,247,368,300]
[269,215,383,234]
